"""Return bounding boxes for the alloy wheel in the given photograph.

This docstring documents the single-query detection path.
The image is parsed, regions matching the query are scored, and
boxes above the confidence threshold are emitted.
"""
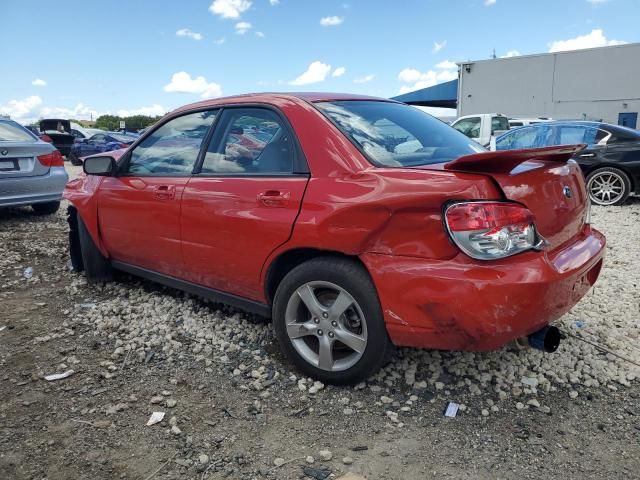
[587,171,626,205]
[284,281,368,372]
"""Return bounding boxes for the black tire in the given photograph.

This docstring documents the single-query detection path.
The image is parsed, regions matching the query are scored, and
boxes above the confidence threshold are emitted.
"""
[32,201,60,215]
[68,151,82,166]
[77,215,113,283]
[586,167,631,206]
[273,256,392,385]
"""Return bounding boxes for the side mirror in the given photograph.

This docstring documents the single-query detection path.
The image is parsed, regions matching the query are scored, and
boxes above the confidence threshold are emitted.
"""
[83,155,116,176]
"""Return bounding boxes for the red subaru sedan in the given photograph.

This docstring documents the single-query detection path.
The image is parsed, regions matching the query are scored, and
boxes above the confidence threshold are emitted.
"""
[65,93,605,384]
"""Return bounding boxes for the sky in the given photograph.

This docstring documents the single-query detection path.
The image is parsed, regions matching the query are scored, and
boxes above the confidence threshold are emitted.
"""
[1,0,638,124]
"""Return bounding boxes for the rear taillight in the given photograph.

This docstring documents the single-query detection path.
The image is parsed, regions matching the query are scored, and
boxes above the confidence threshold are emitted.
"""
[445,202,540,260]
[40,134,53,143]
[37,150,64,167]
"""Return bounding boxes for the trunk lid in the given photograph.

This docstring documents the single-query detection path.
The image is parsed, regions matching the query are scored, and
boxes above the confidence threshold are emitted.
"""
[441,145,589,250]
[0,143,54,178]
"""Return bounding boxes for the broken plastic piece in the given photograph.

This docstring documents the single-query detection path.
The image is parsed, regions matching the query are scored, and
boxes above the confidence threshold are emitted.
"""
[23,267,33,279]
[444,402,459,417]
[146,411,165,426]
[44,370,75,381]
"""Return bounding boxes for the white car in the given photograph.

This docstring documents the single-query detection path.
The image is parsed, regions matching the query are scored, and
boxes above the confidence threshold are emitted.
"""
[450,113,510,147]
[70,122,104,140]
[508,117,552,128]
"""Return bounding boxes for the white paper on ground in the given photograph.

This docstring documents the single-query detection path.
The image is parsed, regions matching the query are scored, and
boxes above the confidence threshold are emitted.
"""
[444,402,459,417]
[146,411,165,426]
[44,370,75,381]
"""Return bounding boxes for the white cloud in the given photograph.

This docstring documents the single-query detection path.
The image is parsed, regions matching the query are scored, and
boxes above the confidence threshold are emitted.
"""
[164,71,223,98]
[398,60,458,94]
[176,28,203,41]
[214,37,226,45]
[290,61,332,85]
[0,95,43,120]
[548,29,626,53]
[116,104,167,117]
[586,0,609,4]
[353,74,374,84]
[235,21,252,34]
[269,0,279,4]
[209,0,251,19]
[256,31,265,38]
[40,103,101,122]
[320,16,344,26]
[501,50,521,58]
[432,40,446,53]
[435,60,457,69]
[332,66,346,77]
[32,79,47,87]
[484,0,496,5]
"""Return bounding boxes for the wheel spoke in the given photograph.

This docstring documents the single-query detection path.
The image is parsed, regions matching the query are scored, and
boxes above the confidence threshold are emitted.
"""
[286,320,316,339]
[334,328,367,354]
[296,284,325,317]
[317,336,334,370]
[328,290,354,319]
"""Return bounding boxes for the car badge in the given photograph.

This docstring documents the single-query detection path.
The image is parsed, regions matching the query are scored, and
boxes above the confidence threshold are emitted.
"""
[1,150,7,156]
[563,186,572,199]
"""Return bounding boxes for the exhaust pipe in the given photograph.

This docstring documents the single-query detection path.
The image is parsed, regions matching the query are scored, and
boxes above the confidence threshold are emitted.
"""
[527,326,561,353]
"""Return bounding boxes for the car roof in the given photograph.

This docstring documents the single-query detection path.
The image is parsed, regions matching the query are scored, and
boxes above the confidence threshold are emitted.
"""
[171,92,395,115]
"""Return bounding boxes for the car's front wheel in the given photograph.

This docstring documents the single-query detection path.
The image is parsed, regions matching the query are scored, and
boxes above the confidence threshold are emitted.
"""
[273,257,392,385]
[32,201,60,215]
[586,167,631,206]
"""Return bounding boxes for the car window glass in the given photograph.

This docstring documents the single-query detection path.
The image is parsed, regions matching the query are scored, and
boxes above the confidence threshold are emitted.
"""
[318,101,485,167]
[0,121,36,142]
[201,108,294,174]
[126,110,217,176]
[496,127,536,150]
[594,129,609,145]
[90,134,106,144]
[559,126,588,144]
[452,117,481,138]
[491,116,509,133]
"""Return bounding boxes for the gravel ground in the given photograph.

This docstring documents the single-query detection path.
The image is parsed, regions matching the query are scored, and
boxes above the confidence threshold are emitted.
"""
[0,164,639,480]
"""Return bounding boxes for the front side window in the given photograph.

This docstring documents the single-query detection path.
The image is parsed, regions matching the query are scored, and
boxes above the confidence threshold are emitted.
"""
[201,108,294,174]
[318,101,484,167]
[0,120,36,142]
[452,117,481,138]
[496,126,538,150]
[90,134,106,144]
[126,110,217,175]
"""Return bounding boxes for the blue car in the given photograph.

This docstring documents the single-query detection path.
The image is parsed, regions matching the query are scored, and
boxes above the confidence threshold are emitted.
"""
[68,132,137,165]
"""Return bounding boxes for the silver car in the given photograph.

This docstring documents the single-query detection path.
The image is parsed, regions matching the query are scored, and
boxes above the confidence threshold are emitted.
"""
[0,119,68,214]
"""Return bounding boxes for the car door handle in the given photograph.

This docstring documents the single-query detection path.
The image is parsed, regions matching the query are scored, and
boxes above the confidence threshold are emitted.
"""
[578,153,595,158]
[154,185,176,200]
[257,190,290,207]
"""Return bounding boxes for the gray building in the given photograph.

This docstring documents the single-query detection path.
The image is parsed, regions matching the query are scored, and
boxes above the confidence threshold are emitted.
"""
[456,43,640,128]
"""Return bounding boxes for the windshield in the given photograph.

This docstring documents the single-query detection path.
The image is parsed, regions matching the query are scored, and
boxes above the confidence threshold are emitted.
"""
[317,101,484,167]
[0,120,37,142]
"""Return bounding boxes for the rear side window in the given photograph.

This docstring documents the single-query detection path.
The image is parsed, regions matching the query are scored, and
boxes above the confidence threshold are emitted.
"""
[318,101,483,167]
[126,110,217,175]
[452,117,481,138]
[0,121,36,142]
[201,108,295,174]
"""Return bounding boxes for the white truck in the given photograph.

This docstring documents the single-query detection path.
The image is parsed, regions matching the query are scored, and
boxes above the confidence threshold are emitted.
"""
[450,113,510,148]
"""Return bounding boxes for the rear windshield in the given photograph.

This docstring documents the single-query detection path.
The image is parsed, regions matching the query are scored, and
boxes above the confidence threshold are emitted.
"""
[110,133,137,143]
[0,120,37,142]
[317,101,484,167]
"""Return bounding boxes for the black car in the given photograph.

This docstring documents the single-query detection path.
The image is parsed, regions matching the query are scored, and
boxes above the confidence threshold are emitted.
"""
[496,121,640,206]
[39,119,75,157]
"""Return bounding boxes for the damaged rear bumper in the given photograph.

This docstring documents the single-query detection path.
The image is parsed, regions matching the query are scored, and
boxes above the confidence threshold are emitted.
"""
[361,225,606,351]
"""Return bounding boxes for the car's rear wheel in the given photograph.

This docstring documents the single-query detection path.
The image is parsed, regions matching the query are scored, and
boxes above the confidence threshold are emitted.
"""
[586,167,631,206]
[67,151,82,166]
[273,257,392,385]
[32,201,60,215]
[77,215,113,283]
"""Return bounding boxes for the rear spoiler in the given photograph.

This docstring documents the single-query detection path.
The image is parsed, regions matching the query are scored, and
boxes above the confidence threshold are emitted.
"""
[444,145,586,174]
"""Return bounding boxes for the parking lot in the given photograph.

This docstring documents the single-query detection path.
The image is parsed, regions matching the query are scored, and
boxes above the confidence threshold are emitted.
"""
[0,164,637,479]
